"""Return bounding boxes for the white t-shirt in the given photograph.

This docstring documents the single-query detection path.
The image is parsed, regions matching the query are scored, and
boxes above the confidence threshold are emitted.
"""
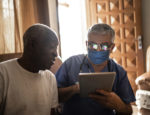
[0,59,58,115]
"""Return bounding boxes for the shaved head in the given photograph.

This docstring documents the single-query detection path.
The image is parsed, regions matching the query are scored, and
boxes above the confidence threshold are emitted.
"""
[23,23,58,50]
[21,23,59,71]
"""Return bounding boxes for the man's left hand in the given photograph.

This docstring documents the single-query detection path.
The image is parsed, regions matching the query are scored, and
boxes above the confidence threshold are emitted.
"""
[89,89,131,113]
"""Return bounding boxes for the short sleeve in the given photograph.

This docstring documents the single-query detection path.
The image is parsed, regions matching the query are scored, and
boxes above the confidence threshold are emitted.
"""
[51,75,58,108]
[117,71,136,104]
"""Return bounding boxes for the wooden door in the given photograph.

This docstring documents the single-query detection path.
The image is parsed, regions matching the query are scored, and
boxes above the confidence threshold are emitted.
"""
[87,0,144,93]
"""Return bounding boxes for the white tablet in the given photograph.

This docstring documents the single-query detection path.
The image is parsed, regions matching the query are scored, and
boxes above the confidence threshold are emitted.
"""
[79,72,116,97]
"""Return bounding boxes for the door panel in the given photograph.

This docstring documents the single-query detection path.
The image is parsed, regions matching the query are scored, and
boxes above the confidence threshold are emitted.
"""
[88,0,144,93]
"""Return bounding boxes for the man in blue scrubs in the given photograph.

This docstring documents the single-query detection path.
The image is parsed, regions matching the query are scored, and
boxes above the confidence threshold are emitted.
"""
[56,24,135,115]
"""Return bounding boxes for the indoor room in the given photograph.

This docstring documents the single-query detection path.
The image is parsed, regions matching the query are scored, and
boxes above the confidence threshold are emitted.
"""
[0,0,150,115]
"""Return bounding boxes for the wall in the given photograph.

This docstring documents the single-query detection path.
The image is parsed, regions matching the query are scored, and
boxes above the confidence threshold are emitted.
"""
[142,0,150,71]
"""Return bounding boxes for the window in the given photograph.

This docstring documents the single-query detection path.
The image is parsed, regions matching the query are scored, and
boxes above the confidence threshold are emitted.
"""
[58,0,87,61]
[0,0,15,54]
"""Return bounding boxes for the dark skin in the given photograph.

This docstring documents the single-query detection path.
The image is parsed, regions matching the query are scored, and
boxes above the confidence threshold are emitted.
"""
[58,33,132,114]
[17,27,58,115]
[18,41,58,73]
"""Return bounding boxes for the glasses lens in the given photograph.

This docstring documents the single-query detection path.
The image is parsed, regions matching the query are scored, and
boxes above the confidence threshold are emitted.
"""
[88,42,98,50]
[101,42,112,51]
[88,42,112,51]
[92,44,98,50]
[101,45,108,51]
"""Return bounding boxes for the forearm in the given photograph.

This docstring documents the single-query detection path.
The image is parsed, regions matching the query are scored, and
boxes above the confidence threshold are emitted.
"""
[116,103,132,115]
[58,84,79,103]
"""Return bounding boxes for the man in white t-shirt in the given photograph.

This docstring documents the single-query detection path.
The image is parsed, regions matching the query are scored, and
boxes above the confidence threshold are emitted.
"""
[0,24,59,115]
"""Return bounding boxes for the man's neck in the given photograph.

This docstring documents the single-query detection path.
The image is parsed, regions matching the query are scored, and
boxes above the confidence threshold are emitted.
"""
[17,57,39,73]
[90,61,108,72]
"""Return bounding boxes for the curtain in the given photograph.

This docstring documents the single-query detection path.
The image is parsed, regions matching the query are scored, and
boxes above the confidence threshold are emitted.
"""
[14,0,39,53]
[0,0,15,54]
[14,0,50,53]
[0,0,59,54]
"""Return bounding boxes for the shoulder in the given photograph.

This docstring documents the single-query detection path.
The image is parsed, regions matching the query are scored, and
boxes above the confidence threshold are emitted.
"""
[0,59,17,72]
[64,54,85,65]
[41,70,56,81]
[0,59,18,87]
[109,59,126,73]
[60,54,85,71]
[0,58,17,66]
[56,54,85,77]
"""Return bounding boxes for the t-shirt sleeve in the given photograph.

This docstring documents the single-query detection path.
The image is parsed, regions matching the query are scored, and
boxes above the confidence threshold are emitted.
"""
[51,75,58,108]
[116,70,136,104]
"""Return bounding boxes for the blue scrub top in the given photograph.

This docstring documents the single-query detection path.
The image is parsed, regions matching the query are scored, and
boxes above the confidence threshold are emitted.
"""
[56,54,136,115]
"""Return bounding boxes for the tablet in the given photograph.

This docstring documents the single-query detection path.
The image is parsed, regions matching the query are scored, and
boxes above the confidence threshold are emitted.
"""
[79,72,116,97]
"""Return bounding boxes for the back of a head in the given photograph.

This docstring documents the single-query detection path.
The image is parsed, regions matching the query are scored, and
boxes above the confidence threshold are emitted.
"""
[23,23,58,51]
[88,23,115,42]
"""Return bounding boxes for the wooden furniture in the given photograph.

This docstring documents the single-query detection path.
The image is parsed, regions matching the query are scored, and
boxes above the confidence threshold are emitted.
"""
[0,53,22,62]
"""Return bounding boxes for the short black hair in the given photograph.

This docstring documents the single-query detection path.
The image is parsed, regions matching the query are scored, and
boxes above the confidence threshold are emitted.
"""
[23,23,58,48]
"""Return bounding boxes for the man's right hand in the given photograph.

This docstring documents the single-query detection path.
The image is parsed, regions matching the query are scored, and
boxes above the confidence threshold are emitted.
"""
[58,83,80,103]
[73,82,80,94]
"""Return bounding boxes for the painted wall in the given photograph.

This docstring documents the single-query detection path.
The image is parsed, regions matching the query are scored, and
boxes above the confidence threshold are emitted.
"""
[142,0,150,71]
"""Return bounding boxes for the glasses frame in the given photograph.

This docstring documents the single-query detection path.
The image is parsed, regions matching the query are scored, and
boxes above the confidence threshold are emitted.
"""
[88,41,113,51]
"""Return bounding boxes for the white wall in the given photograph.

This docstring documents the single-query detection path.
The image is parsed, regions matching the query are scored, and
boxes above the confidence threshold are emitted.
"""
[142,0,150,71]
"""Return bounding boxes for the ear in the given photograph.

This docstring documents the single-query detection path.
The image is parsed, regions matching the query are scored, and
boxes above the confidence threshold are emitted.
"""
[110,43,115,53]
[86,41,88,49]
[27,39,38,53]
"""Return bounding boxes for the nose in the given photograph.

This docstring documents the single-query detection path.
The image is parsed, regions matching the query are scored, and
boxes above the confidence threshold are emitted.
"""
[53,50,58,58]
[96,45,102,51]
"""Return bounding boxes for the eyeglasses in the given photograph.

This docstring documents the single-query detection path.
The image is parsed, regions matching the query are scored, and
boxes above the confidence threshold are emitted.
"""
[88,42,112,51]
